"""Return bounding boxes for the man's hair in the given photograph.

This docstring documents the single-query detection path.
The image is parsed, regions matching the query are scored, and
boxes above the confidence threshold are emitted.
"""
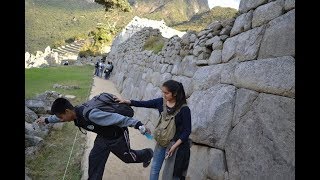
[51,98,74,115]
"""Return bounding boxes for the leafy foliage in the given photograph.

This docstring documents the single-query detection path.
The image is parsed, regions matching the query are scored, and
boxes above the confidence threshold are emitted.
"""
[143,35,165,54]
[79,23,117,57]
[95,0,132,12]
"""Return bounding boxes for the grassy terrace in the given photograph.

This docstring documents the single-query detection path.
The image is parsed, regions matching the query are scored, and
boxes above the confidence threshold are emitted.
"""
[25,65,94,179]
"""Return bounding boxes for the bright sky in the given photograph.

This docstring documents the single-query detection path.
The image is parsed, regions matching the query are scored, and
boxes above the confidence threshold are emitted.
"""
[208,0,240,10]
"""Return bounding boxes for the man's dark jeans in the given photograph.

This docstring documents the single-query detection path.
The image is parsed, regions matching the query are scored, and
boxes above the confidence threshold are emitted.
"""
[88,130,152,180]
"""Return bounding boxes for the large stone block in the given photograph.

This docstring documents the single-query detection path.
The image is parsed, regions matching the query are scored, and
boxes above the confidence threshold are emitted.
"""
[187,145,226,180]
[252,0,284,28]
[284,0,295,10]
[234,56,295,97]
[188,84,236,148]
[230,10,253,37]
[222,26,265,63]
[25,106,38,123]
[192,64,223,91]
[232,88,259,127]
[239,0,268,13]
[258,9,295,59]
[180,55,199,78]
[225,93,295,179]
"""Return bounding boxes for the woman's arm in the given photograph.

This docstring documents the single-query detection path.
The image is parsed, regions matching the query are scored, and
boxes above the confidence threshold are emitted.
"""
[167,139,183,158]
[178,106,192,142]
[130,98,163,109]
[116,96,163,110]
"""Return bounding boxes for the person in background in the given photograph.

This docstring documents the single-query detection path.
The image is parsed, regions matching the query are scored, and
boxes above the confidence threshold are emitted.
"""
[94,60,100,76]
[104,61,114,79]
[99,60,105,78]
[115,79,192,180]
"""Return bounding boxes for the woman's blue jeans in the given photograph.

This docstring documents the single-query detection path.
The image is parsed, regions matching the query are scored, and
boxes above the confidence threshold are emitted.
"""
[149,143,166,180]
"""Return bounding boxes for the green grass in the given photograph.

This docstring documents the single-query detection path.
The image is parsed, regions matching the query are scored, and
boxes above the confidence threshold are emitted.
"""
[25,65,94,179]
[143,35,165,54]
[25,123,87,180]
[25,65,94,104]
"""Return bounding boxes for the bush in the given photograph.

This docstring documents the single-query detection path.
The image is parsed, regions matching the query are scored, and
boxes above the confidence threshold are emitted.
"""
[52,39,66,48]
[143,35,165,54]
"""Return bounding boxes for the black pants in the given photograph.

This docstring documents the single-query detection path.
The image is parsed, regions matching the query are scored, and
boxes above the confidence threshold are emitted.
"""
[104,71,110,79]
[88,130,152,180]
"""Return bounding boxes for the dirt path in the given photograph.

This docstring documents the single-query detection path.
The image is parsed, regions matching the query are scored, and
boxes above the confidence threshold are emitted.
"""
[81,76,156,180]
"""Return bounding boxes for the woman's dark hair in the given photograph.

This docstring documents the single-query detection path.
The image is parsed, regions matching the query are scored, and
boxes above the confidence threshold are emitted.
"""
[162,80,187,110]
[51,98,74,115]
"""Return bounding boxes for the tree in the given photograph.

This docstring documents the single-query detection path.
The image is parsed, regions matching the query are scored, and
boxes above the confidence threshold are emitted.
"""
[95,0,132,12]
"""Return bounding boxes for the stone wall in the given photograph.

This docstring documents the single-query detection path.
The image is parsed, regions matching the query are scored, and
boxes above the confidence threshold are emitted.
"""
[111,16,186,52]
[106,0,295,179]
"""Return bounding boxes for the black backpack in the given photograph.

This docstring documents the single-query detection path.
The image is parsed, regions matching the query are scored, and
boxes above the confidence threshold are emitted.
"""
[74,92,134,136]
[82,92,134,119]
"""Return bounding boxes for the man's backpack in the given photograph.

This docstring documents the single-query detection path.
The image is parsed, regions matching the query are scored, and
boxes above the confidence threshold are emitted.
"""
[74,93,134,137]
[82,92,134,119]
[153,100,187,147]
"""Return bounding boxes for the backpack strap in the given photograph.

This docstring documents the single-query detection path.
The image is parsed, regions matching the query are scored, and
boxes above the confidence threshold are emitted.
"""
[172,103,188,117]
[162,99,187,118]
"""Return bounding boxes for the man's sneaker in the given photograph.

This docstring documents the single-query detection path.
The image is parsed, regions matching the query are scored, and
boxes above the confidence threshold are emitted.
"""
[143,148,153,168]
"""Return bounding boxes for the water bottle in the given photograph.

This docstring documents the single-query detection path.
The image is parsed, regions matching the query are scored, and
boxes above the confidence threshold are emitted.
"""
[144,132,153,140]
[139,126,153,140]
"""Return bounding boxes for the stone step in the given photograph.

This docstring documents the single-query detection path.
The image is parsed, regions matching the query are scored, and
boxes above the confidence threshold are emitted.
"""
[54,48,76,54]
[64,45,81,51]
[69,43,83,49]
[63,46,80,52]
[67,43,80,47]
[52,49,67,54]
[62,49,80,54]
[51,39,92,55]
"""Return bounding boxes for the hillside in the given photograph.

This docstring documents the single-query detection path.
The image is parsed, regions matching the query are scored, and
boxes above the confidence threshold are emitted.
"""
[25,0,112,54]
[172,6,238,32]
[132,0,209,25]
[25,0,236,55]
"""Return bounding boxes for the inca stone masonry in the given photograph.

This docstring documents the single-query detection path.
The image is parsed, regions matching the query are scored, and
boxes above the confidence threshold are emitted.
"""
[106,0,295,179]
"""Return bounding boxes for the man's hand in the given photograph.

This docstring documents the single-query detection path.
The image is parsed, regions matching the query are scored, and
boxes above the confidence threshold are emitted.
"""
[35,117,46,125]
[138,125,151,135]
[145,127,151,135]
[138,125,146,134]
